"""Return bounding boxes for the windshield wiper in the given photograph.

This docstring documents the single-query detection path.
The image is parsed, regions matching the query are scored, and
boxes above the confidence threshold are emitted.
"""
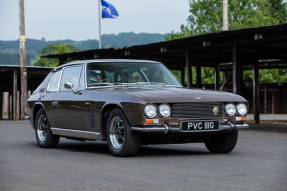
[128,82,166,86]
[88,82,177,88]
[89,83,129,87]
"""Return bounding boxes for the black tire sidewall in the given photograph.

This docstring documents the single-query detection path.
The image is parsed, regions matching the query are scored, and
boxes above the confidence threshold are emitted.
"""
[106,108,140,157]
[35,108,59,148]
[205,130,238,153]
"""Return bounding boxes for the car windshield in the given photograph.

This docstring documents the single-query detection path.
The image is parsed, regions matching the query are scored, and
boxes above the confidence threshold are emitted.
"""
[86,62,182,87]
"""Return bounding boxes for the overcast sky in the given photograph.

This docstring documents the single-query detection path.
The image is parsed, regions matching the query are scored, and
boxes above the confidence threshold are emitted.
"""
[0,0,190,41]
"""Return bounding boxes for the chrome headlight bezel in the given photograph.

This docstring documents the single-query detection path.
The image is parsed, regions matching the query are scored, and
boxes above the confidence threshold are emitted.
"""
[144,103,157,118]
[236,102,247,116]
[158,103,171,118]
[224,103,236,116]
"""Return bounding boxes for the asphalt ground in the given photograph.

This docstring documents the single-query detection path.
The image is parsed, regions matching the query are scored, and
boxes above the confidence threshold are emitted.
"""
[0,121,286,191]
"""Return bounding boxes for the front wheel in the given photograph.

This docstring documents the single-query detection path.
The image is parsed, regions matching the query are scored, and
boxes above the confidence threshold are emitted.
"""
[106,108,140,157]
[205,130,238,153]
[35,108,59,148]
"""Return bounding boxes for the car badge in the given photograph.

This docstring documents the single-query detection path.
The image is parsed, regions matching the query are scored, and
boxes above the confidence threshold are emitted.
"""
[213,107,219,115]
[193,97,203,99]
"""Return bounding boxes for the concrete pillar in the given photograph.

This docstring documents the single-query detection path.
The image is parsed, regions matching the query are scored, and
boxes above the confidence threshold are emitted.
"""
[252,61,260,124]
[215,64,220,90]
[223,71,229,91]
[8,93,11,119]
[181,68,185,86]
[272,90,275,114]
[264,86,267,114]
[13,69,19,120]
[19,90,22,120]
[196,58,201,88]
[0,80,2,120]
[185,49,192,87]
[232,42,242,95]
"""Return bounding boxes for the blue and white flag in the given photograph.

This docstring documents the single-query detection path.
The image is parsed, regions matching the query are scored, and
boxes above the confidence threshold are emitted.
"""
[101,0,119,19]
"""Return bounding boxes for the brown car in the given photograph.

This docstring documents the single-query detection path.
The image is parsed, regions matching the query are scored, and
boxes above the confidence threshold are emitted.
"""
[26,59,249,157]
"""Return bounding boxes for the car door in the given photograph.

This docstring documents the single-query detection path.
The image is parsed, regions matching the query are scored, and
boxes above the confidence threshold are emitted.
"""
[45,69,63,128]
[53,65,87,131]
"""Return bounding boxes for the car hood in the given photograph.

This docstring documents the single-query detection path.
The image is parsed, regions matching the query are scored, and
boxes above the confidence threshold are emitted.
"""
[101,86,247,103]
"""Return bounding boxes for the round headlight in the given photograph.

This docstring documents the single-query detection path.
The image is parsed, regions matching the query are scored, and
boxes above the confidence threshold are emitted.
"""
[236,103,247,116]
[225,103,236,116]
[158,104,171,118]
[144,104,157,118]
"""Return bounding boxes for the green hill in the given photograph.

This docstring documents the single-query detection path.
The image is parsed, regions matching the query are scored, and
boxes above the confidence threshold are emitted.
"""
[0,32,168,65]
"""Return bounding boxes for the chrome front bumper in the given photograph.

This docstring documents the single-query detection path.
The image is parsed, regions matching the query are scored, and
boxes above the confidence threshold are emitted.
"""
[131,123,249,133]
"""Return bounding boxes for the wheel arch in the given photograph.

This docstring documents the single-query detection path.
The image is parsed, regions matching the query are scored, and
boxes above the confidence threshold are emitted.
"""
[32,102,45,129]
[101,103,127,140]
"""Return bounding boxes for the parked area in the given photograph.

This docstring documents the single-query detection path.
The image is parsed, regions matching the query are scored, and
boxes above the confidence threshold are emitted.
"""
[0,121,286,191]
[247,114,287,120]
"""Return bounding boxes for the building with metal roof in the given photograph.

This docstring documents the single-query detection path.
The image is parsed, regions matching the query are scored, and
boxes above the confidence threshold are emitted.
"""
[41,23,287,123]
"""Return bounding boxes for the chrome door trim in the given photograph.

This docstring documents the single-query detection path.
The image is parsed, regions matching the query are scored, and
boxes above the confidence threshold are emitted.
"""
[58,65,83,92]
[51,128,103,140]
[77,65,85,90]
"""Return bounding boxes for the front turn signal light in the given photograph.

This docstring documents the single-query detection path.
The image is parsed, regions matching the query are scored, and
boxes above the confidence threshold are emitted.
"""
[236,117,246,121]
[146,119,159,124]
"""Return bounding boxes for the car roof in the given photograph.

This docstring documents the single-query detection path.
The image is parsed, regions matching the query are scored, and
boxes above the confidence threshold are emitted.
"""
[52,59,162,71]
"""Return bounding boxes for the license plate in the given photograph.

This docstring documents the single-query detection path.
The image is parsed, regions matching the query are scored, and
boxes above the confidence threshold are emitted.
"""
[180,120,219,131]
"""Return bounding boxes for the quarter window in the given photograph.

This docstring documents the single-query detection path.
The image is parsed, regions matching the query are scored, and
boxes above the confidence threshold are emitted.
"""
[60,66,82,91]
[47,70,62,92]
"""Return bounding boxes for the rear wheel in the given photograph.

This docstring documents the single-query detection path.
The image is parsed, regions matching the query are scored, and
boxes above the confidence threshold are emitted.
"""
[106,108,140,157]
[35,108,59,148]
[205,130,238,153]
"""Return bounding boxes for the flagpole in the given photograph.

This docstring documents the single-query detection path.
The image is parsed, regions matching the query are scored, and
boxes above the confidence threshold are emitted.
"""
[98,0,102,49]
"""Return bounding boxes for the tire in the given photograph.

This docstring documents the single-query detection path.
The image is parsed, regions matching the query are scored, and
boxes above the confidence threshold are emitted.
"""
[205,130,238,153]
[106,108,140,157]
[35,108,60,148]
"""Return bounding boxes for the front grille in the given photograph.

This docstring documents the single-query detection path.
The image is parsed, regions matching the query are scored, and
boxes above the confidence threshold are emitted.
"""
[171,102,223,118]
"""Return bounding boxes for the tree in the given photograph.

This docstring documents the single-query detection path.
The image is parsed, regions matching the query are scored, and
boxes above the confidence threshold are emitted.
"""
[34,43,80,67]
[165,0,277,41]
[267,0,287,24]
[166,0,287,85]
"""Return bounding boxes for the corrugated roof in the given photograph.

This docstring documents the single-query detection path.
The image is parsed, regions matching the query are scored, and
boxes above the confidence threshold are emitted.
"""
[42,23,287,59]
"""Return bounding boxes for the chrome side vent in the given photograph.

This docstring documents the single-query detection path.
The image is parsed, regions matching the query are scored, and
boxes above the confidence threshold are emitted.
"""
[91,104,96,129]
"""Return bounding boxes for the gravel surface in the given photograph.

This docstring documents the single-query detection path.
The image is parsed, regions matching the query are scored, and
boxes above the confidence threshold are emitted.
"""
[0,121,286,191]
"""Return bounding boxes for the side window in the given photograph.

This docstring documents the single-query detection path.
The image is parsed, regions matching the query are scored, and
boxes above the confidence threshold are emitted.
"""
[78,67,85,90]
[60,66,82,91]
[47,70,62,92]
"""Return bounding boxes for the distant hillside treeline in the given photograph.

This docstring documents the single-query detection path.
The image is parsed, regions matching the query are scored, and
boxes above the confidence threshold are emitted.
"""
[0,32,168,65]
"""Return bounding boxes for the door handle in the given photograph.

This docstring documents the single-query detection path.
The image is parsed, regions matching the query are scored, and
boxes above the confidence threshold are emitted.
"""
[52,101,58,106]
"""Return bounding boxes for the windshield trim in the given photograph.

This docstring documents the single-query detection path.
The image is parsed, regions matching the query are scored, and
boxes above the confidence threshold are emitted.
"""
[161,63,183,87]
[84,61,183,89]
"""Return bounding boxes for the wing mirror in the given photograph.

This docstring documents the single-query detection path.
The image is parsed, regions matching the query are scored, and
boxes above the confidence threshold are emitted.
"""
[64,82,73,89]
[64,82,82,95]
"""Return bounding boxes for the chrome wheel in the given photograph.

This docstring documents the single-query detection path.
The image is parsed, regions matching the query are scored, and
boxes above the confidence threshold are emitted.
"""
[37,115,48,142]
[109,116,125,150]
